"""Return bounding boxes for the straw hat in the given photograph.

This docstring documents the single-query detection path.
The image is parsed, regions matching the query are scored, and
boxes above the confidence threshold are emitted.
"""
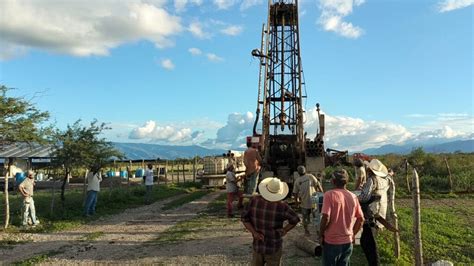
[258,177,289,202]
[365,159,388,177]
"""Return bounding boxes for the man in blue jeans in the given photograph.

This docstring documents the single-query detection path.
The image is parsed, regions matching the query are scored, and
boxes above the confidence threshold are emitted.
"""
[320,169,364,265]
[84,166,102,217]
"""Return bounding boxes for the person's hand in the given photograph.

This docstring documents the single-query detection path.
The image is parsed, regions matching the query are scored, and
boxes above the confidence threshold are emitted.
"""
[277,228,287,237]
[252,232,264,241]
[392,212,398,219]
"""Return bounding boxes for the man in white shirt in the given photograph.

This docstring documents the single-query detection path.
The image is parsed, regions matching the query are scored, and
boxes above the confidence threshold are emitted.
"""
[293,165,324,236]
[84,166,102,217]
[144,164,154,204]
[226,164,243,218]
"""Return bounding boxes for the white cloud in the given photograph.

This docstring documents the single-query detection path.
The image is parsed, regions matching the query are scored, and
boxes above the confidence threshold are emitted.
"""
[317,0,364,39]
[188,47,202,55]
[124,109,473,151]
[0,0,183,59]
[174,0,188,12]
[240,0,264,10]
[304,108,412,151]
[129,120,201,143]
[213,0,237,10]
[174,0,203,12]
[206,53,224,62]
[161,58,175,70]
[188,21,209,39]
[438,0,474,12]
[220,25,243,36]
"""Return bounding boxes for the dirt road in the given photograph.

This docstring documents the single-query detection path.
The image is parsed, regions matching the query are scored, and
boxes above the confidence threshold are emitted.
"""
[0,191,318,265]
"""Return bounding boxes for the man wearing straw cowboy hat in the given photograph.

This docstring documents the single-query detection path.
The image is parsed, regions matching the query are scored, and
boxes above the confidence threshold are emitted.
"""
[358,158,396,266]
[241,177,300,265]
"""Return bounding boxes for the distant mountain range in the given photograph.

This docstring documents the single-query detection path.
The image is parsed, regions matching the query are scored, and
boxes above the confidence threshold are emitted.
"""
[113,139,474,160]
[112,142,227,160]
[361,139,474,155]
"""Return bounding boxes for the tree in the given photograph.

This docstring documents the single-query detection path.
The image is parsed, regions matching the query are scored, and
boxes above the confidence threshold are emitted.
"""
[0,85,51,228]
[52,120,124,205]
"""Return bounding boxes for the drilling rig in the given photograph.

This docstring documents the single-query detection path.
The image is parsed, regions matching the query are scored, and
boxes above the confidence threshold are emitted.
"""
[250,0,326,188]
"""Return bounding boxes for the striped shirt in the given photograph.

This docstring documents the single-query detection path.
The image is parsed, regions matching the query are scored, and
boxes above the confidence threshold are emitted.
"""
[241,196,300,254]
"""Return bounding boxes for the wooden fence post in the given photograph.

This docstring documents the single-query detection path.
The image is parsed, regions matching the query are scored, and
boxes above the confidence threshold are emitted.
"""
[182,161,186,183]
[412,168,423,266]
[165,161,168,184]
[193,157,196,183]
[172,161,175,184]
[405,159,411,193]
[444,157,453,192]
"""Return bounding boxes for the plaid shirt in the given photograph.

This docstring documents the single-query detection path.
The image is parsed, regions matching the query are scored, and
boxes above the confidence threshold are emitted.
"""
[241,196,300,254]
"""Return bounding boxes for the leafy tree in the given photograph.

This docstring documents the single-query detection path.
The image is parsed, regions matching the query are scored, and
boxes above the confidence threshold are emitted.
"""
[52,120,124,204]
[0,85,51,228]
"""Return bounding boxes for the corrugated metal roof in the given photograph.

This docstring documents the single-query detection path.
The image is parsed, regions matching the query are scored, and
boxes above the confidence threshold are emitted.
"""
[0,143,55,158]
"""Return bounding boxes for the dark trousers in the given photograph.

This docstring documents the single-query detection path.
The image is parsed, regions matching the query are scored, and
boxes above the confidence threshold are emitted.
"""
[360,223,380,266]
[322,242,353,266]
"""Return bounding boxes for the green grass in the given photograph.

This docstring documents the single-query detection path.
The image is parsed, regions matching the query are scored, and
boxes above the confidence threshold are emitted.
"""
[82,231,104,241]
[155,192,229,243]
[162,189,210,210]
[349,202,474,265]
[0,182,202,233]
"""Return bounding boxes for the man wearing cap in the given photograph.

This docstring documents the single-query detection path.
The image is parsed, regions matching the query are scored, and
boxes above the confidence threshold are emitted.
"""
[358,159,393,266]
[293,165,324,236]
[241,177,300,265]
[243,141,262,195]
[319,169,364,266]
[19,170,40,227]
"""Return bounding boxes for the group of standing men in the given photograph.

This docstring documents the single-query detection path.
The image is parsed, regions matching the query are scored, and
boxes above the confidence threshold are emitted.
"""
[226,140,397,266]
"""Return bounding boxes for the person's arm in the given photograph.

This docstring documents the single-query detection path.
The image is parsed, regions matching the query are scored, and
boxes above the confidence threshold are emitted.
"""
[278,222,297,237]
[353,216,364,237]
[293,180,300,205]
[312,176,324,192]
[358,177,374,203]
[97,172,102,182]
[243,222,264,241]
[19,184,28,197]
[319,214,330,244]
[278,204,300,236]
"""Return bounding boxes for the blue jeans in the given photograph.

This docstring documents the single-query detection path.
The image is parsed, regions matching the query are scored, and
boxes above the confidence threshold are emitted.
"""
[244,171,259,195]
[145,185,153,204]
[84,190,98,216]
[322,242,353,266]
[22,197,38,226]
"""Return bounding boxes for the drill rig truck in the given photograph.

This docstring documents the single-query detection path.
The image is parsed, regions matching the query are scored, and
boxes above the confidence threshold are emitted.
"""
[250,0,326,190]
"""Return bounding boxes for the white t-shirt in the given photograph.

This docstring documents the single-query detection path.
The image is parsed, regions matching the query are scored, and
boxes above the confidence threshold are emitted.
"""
[226,171,238,193]
[87,172,102,192]
[145,168,154,186]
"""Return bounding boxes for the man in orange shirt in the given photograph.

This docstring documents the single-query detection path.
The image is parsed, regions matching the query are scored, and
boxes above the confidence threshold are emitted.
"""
[320,169,364,266]
[243,141,262,195]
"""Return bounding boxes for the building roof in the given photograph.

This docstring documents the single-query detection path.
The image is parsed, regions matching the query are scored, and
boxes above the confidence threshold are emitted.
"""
[0,143,55,158]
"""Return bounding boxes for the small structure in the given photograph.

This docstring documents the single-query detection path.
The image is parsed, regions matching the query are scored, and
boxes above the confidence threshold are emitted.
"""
[0,143,55,176]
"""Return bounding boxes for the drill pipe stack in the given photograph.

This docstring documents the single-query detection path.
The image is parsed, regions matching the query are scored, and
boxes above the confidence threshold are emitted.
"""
[305,137,324,157]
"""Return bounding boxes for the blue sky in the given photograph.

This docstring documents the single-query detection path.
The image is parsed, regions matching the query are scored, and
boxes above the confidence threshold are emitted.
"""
[0,0,472,151]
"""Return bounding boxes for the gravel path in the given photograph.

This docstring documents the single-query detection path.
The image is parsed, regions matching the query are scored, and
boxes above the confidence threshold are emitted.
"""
[1,190,323,265]
[0,191,222,264]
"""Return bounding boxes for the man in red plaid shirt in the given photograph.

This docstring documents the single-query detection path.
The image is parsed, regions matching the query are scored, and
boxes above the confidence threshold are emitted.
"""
[241,177,300,265]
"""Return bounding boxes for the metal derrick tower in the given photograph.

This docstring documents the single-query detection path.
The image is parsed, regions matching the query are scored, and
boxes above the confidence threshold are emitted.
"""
[252,0,307,183]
